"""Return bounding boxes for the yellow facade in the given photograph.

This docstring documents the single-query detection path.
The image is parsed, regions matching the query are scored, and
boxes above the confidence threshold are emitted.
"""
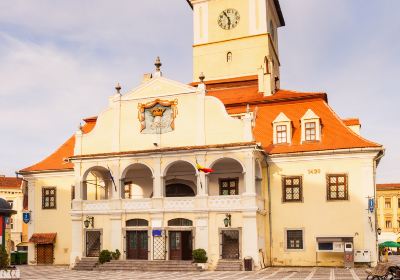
[376,185,400,239]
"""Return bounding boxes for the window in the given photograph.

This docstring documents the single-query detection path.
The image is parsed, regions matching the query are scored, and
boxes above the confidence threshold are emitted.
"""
[227,52,232,63]
[126,219,149,227]
[276,125,287,144]
[6,200,13,209]
[286,229,303,250]
[386,220,392,228]
[219,178,239,195]
[304,122,316,141]
[398,198,400,208]
[42,187,56,209]
[167,218,193,227]
[9,218,13,230]
[398,220,400,228]
[327,174,348,201]
[282,176,302,202]
[71,185,75,201]
[124,182,132,199]
[385,198,392,208]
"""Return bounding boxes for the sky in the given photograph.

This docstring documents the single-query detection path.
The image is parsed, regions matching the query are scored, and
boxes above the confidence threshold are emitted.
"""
[0,0,399,183]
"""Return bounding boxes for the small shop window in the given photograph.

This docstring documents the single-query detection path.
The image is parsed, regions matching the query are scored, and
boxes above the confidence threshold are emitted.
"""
[286,229,303,250]
[219,178,239,195]
[42,187,56,209]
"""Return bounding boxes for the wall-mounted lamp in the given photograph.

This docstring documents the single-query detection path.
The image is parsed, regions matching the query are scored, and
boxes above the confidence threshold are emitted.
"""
[224,213,232,228]
[377,227,382,235]
[84,216,94,229]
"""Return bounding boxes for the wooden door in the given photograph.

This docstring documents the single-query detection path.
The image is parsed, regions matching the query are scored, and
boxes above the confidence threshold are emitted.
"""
[221,230,239,259]
[181,231,193,260]
[36,244,53,264]
[169,231,182,260]
[127,231,148,260]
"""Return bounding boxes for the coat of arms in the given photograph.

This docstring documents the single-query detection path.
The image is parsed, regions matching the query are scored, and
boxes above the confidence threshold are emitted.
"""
[138,99,178,134]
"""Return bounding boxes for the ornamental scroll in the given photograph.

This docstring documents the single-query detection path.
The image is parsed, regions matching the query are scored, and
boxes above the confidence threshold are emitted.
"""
[137,99,178,134]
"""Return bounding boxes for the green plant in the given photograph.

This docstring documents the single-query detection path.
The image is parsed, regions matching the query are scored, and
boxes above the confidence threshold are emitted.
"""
[111,249,121,260]
[192,248,207,263]
[0,247,9,269]
[98,250,112,264]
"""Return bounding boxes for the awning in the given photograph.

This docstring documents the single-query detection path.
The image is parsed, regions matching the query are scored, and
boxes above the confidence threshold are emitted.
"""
[29,233,56,244]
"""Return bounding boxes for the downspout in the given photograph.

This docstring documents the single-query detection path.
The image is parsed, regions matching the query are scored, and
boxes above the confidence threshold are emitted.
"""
[373,149,385,263]
[266,159,273,266]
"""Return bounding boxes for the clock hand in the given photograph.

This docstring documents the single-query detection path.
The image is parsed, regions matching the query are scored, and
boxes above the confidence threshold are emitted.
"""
[223,11,231,27]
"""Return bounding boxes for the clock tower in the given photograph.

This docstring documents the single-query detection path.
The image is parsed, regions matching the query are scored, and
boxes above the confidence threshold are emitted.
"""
[188,0,285,95]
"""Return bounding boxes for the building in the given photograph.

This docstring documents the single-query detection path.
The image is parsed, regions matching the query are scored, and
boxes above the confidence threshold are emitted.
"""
[19,0,384,268]
[376,184,400,243]
[0,176,27,253]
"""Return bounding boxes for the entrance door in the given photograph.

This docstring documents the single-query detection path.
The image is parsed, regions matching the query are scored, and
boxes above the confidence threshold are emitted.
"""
[127,231,148,260]
[86,230,101,257]
[36,244,54,264]
[221,230,240,259]
[169,231,192,260]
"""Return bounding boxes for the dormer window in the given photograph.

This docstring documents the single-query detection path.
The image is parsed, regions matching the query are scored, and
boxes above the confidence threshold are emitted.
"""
[301,109,321,142]
[273,112,292,144]
[276,125,287,143]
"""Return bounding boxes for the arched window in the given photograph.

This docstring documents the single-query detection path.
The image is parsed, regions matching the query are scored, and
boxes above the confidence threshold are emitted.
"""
[168,218,193,227]
[126,219,149,227]
[227,52,233,63]
[166,184,195,197]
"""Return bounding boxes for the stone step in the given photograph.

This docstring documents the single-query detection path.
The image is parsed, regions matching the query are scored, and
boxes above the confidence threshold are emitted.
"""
[97,260,203,272]
[73,258,99,271]
[215,260,242,271]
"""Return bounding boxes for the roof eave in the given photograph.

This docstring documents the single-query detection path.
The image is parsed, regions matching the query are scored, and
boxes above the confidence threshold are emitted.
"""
[186,0,193,9]
[274,0,286,27]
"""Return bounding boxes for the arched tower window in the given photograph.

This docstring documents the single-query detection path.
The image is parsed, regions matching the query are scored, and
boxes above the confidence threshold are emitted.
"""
[227,52,233,63]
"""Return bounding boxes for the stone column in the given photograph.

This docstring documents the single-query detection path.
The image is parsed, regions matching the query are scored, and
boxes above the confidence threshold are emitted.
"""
[152,157,164,209]
[70,214,83,267]
[110,214,122,252]
[244,152,256,195]
[242,212,259,268]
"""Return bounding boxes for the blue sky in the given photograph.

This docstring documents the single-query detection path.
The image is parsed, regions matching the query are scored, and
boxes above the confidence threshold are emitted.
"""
[0,0,399,183]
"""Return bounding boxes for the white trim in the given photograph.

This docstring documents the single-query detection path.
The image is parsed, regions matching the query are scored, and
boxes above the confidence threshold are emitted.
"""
[268,149,381,162]
[284,227,306,252]
[272,112,292,144]
[300,109,321,142]
[21,171,74,179]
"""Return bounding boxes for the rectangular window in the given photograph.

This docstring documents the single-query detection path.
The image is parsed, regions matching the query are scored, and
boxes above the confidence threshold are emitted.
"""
[286,229,303,250]
[385,198,392,208]
[398,198,400,209]
[124,182,132,199]
[219,178,239,195]
[276,125,287,144]
[305,122,316,141]
[9,218,13,230]
[42,187,56,209]
[327,174,348,201]
[386,220,392,228]
[282,176,302,202]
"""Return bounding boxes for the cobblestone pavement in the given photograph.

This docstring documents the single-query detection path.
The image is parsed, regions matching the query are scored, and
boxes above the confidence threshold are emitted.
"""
[18,266,370,280]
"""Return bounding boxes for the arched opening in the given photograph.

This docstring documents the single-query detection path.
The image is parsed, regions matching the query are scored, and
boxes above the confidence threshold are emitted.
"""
[82,166,112,200]
[126,219,149,227]
[168,218,193,227]
[164,161,197,197]
[208,158,244,196]
[121,164,153,199]
[227,51,233,63]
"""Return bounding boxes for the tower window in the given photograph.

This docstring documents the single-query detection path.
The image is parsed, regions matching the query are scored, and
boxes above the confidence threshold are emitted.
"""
[227,52,232,63]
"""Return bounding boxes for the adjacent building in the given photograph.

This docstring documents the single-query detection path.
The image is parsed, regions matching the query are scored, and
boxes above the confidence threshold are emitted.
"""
[376,184,400,243]
[19,0,384,268]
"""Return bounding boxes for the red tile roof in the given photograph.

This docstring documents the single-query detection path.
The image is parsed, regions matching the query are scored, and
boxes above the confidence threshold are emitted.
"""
[19,117,97,173]
[29,233,57,244]
[0,177,22,189]
[377,184,400,191]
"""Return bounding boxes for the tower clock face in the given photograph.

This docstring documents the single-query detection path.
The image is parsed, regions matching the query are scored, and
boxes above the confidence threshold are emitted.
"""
[218,8,240,30]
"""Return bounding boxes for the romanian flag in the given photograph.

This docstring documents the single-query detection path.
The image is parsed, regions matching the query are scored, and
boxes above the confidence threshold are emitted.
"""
[196,162,214,173]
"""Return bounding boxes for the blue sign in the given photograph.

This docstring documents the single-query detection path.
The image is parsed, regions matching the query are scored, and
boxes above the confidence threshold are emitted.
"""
[152,230,162,237]
[23,212,31,224]
[368,198,374,213]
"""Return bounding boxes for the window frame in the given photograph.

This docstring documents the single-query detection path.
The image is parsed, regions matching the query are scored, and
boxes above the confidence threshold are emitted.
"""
[304,121,317,141]
[276,124,288,144]
[42,187,57,209]
[385,220,392,228]
[282,176,303,203]
[285,228,304,251]
[219,178,239,196]
[385,198,392,208]
[326,174,349,201]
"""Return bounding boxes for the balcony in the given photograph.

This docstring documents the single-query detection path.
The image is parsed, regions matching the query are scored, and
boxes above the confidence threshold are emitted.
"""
[73,195,264,213]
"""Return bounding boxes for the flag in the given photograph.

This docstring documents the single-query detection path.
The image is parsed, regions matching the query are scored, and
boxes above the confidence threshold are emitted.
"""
[196,162,214,173]
[107,166,118,192]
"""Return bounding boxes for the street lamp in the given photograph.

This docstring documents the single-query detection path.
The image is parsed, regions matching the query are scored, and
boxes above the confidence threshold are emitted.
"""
[224,214,231,227]
[377,227,382,235]
[84,216,94,229]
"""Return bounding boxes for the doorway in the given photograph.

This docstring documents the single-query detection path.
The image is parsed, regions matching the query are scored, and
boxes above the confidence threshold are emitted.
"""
[221,230,240,259]
[169,231,192,260]
[36,244,54,264]
[86,230,101,257]
[126,231,148,260]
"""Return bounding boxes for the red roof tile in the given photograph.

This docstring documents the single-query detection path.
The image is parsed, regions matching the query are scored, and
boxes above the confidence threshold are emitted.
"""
[0,177,22,189]
[377,184,400,191]
[29,233,57,244]
[20,118,97,173]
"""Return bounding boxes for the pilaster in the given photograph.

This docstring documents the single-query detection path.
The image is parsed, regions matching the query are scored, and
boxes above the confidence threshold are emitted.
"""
[70,214,83,267]
[110,214,123,252]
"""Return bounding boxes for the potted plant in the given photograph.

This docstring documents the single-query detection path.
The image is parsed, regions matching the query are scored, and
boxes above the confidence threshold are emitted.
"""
[98,250,112,264]
[0,248,20,279]
[192,248,208,270]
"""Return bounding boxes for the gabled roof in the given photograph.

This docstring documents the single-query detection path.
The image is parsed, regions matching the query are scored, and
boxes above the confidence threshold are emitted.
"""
[19,117,97,174]
[0,177,22,189]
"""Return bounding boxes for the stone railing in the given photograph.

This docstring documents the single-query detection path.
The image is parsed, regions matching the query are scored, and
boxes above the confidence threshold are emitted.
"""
[164,197,195,211]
